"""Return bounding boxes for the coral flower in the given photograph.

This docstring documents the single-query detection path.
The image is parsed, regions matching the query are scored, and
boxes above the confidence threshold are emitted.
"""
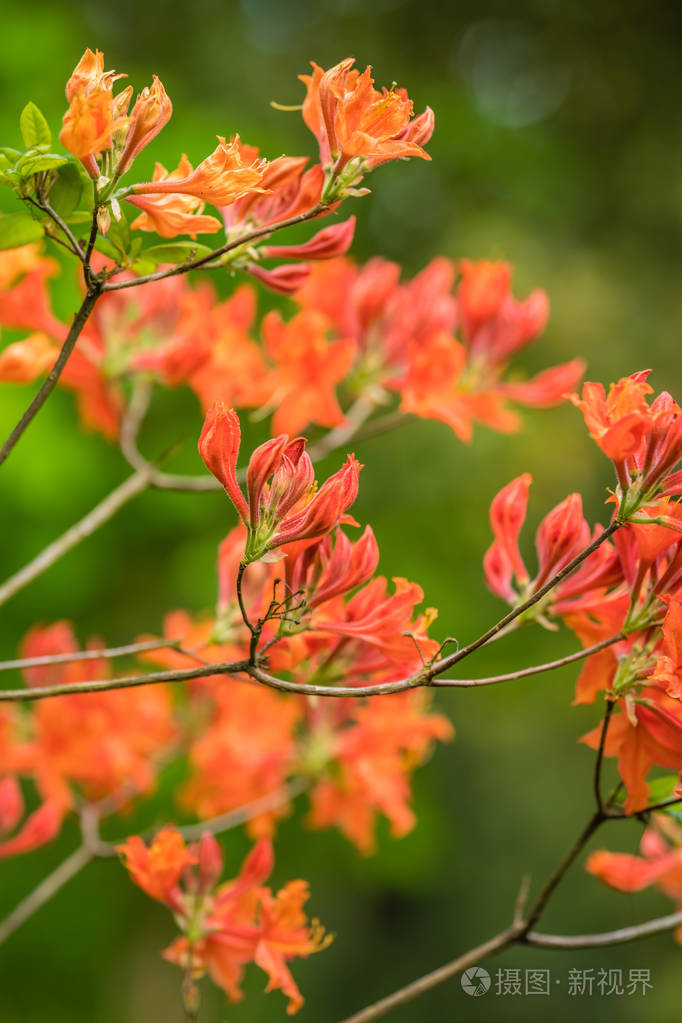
[133,136,266,206]
[299,59,432,171]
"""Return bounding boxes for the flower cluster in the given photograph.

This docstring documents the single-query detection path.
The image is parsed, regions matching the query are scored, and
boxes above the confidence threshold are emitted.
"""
[118,829,330,1013]
[483,373,682,813]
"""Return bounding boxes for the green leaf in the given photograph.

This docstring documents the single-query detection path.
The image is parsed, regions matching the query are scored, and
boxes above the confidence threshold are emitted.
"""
[64,211,94,225]
[19,102,52,148]
[645,775,679,803]
[107,212,131,255]
[17,153,68,177]
[0,147,21,163]
[130,258,157,276]
[142,241,213,265]
[0,212,44,250]
[94,236,121,260]
[49,163,83,218]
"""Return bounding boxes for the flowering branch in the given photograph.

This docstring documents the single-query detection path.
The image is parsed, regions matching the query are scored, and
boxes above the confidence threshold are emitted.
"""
[101,204,327,293]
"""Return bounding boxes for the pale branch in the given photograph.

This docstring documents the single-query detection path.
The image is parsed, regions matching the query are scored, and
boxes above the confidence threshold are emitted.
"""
[0,638,185,673]
[0,633,627,704]
[0,658,250,702]
[526,911,682,948]
[430,634,625,689]
[0,467,154,608]
[101,204,328,293]
[95,778,309,855]
[0,844,92,946]
[0,285,103,468]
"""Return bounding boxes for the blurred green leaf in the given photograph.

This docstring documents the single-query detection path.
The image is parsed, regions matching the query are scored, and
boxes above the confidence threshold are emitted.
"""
[49,163,83,218]
[107,212,131,255]
[142,241,213,265]
[0,210,44,248]
[0,146,21,163]
[19,101,52,148]
[94,235,121,260]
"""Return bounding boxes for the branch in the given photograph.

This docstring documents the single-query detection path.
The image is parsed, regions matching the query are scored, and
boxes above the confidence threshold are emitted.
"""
[101,204,327,293]
[430,634,625,689]
[594,698,616,815]
[0,637,185,673]
[0,657,250,702]
[0,632,627,704]
[25,196,85,261]
[0,467,153,608]
[0,844,92,946]
[526,910,682,948]
[0,285,103,467]
[95,778,309,855]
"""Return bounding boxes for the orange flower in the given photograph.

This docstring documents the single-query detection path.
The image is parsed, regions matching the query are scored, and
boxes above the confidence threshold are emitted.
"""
[181,682,301,837]
[568,371,654,464]
[261,309,356,435]
[116,75,172,174]
[60,87,130,163]
[587,820,682,940]
[198,404,361,561]
[133,136,266,207]
[0,333,58,383]
[309,692,453,853]
[300,59,432,171]
[118,827,196,905]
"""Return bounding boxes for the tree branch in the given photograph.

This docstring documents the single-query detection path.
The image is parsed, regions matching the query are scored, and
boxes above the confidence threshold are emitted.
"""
[0,467,153,609]
[0,637,185,673]
[0,658,250,702]
[0,844,92,946]
[0,286,103,468]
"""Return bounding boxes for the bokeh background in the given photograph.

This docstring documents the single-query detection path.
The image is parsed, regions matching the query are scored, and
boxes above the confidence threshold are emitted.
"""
[1,1,682,1020]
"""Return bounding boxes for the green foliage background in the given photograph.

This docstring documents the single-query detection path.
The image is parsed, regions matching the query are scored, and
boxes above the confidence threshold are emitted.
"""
[1,1,681,1019]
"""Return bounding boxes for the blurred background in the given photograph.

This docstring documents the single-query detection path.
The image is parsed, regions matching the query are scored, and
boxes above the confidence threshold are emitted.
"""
[1,0,682,1020]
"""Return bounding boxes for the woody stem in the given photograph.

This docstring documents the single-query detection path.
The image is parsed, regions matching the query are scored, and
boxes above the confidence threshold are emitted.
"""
[101,203,328,292]
[0,283,103,468]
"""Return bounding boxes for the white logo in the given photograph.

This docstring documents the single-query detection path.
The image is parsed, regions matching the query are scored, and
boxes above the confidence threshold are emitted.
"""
[461,967,491,997]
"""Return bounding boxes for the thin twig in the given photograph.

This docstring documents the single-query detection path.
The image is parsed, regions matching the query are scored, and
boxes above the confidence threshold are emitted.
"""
[0,286,103,467]
[95,778,309,855]
[521,810,604,934]
[430,634,625,689]
[0,631,627,704]
[101,204,326,293]
[594,698,616,815]
[526,910,682,948]
[0,638,184,673]
[0,658,250,702]
[25,196,85,261]
[0,844,92,946]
